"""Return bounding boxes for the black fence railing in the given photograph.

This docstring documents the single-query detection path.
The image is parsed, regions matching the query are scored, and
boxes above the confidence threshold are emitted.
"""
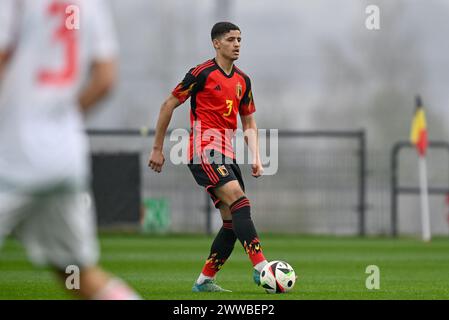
[87,128,367,236]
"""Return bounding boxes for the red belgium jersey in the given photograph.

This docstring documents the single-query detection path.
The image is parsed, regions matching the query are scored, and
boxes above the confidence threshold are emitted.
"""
[172,58,256,160]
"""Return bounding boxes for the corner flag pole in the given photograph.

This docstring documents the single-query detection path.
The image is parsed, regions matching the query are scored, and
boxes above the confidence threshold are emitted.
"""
[418,155,431,242]
[411,95,431,242]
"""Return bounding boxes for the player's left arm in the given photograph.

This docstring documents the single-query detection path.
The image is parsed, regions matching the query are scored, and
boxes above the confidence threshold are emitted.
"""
[0,52,8,80]
[0,0,14,81]
[241,113,263,178]
[78,59,117,113]
[78,0,118,113]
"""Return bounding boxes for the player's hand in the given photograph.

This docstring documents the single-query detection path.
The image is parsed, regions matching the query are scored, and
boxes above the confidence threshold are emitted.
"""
[251,161,264,178]
[148,148,165,173]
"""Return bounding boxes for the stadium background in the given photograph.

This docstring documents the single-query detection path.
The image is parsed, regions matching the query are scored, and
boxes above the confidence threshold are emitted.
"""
[86,0,449,237]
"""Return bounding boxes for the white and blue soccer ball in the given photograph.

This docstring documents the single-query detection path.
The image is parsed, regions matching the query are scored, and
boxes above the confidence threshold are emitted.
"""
[260,260,296,294]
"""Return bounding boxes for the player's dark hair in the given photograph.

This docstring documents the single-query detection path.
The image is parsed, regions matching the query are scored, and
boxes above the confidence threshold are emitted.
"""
[211,22,240,40]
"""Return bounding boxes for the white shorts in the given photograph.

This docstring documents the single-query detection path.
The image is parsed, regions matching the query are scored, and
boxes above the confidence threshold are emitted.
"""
[0,189,99,270]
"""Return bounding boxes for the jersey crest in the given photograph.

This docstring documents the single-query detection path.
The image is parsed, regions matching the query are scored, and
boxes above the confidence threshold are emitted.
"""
[236,82,242,99]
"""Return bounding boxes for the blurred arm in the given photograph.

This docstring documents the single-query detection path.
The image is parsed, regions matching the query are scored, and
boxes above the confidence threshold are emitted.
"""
[78,59,117,113]
[0,51,9,80]
[0,0,16,83]
[148,94,181,172]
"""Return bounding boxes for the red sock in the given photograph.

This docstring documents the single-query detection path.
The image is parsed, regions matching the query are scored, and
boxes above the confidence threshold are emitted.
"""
[244,237,266,266]
[201,253,224,277]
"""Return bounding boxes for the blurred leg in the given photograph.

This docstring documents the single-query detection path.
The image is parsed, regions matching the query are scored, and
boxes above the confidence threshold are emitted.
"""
[16,190,140,300]
[56,266,140,300]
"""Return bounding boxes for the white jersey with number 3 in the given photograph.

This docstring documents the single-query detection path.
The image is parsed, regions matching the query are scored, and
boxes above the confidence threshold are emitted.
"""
[0,0,118,191]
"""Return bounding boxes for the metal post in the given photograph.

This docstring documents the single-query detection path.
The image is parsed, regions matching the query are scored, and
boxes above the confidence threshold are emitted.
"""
[391,144,399,237]
[358,130,366,237]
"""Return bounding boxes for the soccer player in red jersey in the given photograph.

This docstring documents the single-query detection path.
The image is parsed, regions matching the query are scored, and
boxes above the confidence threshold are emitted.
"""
[149,22,268,292]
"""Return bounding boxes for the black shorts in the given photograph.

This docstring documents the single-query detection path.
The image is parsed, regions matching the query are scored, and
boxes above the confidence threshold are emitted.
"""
[188,151,245,209]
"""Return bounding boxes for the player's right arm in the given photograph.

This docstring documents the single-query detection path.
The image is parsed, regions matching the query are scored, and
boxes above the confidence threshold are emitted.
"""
[148,94,181,173]
[148,69,198,173]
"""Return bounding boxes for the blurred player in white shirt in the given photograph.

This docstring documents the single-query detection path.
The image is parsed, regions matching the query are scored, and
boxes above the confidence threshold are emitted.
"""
[0,0,140,300]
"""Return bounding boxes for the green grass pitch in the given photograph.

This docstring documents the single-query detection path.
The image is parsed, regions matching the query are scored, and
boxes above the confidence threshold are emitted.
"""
[1,233,449,299]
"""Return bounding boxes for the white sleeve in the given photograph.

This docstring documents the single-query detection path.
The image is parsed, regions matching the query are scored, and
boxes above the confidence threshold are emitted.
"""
[0,0,15,51]
[90,0,119,60]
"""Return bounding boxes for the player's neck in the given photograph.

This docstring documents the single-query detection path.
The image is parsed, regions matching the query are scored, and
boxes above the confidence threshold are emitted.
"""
[214,56,234,75]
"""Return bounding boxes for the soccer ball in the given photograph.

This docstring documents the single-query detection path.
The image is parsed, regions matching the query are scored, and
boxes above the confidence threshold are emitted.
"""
[260,260,296,294]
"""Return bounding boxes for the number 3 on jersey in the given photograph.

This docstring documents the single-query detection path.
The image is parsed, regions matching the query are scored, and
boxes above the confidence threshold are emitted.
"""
[223,100,233,117]
[38,1,78,86]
